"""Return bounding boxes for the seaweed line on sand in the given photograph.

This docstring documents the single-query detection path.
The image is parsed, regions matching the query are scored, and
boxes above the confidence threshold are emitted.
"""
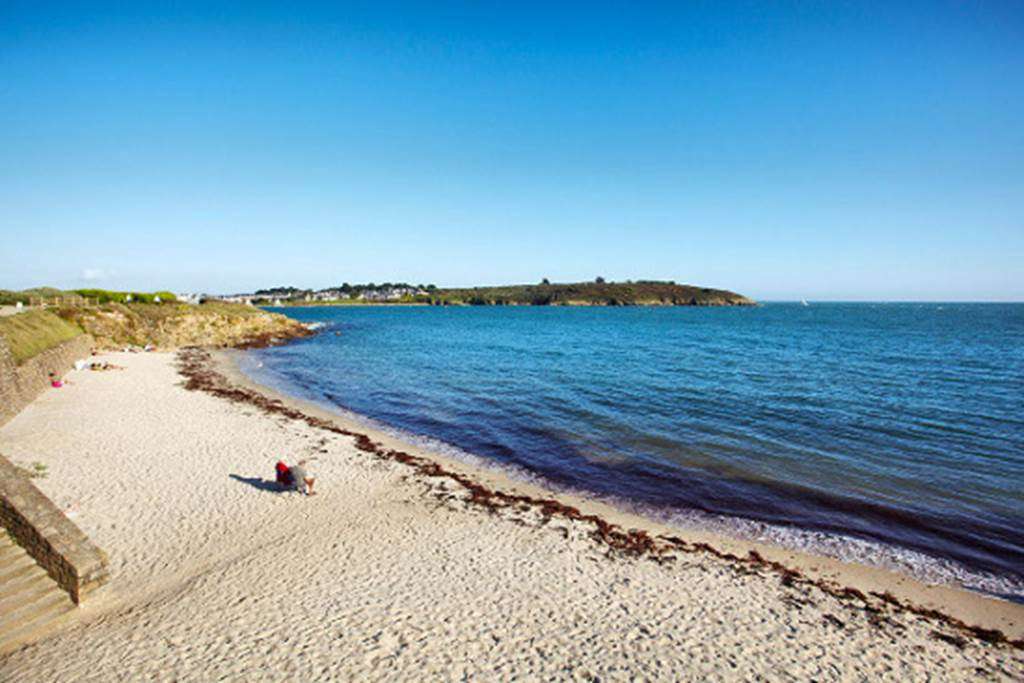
[176,347,1023,652]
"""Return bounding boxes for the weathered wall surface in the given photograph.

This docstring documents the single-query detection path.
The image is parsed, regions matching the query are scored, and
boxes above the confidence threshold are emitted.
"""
[0,334,93,427]
[0,455,109,603]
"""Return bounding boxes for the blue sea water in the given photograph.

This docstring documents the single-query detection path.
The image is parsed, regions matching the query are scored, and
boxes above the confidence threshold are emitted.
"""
[243,303,1024,599]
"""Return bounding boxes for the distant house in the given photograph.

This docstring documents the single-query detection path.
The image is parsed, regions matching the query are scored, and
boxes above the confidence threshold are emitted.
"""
[314,289,346,301]
[219,293,258,305]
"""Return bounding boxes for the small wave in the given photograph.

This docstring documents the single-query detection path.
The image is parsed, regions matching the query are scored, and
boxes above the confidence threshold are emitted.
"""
[647,506,1024,601]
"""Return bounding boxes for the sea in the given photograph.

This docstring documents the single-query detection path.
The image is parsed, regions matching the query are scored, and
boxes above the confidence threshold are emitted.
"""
[241,303,1024,601]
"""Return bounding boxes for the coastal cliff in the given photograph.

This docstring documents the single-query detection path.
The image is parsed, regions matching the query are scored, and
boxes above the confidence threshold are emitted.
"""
[53,302,312,350]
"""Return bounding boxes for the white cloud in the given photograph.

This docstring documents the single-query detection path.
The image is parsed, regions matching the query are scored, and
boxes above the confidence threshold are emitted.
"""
[81,268,113,282]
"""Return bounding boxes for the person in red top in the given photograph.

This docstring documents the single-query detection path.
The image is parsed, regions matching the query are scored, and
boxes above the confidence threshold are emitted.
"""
[274,461,294,489]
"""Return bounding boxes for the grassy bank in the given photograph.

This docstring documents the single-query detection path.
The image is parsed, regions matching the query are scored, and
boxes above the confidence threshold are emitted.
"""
[0,310,84,364]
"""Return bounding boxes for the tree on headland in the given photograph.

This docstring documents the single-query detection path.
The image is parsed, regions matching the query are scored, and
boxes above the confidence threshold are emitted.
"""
[595,276,606,284]
[541,278,550,285]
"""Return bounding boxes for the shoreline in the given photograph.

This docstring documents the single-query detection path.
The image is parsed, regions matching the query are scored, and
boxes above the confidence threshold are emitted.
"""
[270,301,753,309]
[229,346,1021,603]
[215,348,1024,643]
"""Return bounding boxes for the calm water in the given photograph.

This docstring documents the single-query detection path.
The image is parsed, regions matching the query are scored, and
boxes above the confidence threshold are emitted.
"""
[245,304,1024,599]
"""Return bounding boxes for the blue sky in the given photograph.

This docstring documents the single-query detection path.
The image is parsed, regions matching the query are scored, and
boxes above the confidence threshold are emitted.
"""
[1,2,1022,300]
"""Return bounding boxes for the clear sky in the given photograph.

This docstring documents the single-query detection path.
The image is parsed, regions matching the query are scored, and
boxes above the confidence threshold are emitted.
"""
[1,2,1022,300]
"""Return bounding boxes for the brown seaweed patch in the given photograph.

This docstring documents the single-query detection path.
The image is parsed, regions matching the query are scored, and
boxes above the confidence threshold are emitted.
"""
[931,631,969,649]
[823,614,846,629]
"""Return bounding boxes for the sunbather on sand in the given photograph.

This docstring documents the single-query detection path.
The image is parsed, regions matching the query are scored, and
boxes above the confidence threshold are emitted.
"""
[89,361,124,371]
[48,372,70,388]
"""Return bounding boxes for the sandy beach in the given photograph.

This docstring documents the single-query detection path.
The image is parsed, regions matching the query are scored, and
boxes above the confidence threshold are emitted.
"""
[0,350,1021,681]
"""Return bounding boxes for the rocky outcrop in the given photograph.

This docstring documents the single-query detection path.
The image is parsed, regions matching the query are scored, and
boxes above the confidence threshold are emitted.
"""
[57,303,313,351]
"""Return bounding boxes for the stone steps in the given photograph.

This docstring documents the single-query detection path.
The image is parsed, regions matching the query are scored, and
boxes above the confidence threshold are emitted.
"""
[0,534,76,655]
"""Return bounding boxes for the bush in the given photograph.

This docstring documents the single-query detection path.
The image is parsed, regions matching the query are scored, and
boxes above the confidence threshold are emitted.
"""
[72,289,178,304]
[0,287,66,305]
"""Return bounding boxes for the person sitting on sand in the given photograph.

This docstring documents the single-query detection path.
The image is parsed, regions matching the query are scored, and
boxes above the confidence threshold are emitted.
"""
[48,372,69,388]
[275,460,294,489]
[289,460,316,496]
[89,361,124,371]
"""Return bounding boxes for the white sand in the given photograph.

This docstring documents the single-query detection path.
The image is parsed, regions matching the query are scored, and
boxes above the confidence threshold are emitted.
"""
[0,351,1021,681]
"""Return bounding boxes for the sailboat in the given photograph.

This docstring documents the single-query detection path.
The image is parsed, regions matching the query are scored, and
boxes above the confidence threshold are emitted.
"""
[800,299,809,306]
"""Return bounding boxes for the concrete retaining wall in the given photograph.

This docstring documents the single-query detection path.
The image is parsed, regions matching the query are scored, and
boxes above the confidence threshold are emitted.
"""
[0,333,94,427]
[0,455,109,603]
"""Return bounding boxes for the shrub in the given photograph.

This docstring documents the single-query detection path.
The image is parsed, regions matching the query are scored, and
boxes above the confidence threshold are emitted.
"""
[72,289,178,304]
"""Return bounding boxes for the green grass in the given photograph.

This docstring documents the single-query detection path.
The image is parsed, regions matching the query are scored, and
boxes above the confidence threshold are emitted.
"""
[1,287,177,306]
[14,461,48,479]
[0,309,84,364]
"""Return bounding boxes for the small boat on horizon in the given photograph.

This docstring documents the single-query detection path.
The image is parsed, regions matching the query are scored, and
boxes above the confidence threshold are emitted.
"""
[801,299,809,306]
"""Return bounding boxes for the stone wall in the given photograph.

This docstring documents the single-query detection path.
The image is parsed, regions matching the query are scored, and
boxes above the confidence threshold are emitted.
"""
[0,455,109,603]
[0,333,94,427]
